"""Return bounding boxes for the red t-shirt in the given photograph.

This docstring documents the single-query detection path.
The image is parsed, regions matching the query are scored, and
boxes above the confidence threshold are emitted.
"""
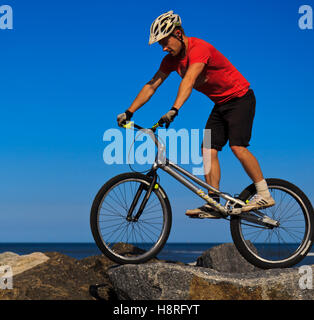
[159,37,250,105]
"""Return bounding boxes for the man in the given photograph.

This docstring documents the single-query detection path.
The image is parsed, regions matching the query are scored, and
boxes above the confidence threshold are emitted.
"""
[117,10,275,218]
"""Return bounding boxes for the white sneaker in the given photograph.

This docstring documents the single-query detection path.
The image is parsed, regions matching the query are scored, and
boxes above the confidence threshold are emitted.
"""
[241,194,275,212]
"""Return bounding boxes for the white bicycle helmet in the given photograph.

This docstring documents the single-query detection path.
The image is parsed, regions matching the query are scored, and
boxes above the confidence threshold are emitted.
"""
[149,10,182,45]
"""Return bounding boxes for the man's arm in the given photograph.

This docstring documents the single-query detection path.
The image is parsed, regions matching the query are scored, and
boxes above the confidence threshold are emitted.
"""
[172,62,205,111]
[127,70,169,113]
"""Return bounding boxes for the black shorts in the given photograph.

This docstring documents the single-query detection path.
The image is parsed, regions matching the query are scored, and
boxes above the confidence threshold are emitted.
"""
[202,89,256,151]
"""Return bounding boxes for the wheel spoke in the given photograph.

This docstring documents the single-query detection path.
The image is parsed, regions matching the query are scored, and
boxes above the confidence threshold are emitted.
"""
[92,177,168,263]
[235,183,312,267]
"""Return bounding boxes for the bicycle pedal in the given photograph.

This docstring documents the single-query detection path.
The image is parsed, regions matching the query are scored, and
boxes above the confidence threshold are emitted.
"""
[198,213,210,218]
[187,214,205,219]
[198,212,222,219]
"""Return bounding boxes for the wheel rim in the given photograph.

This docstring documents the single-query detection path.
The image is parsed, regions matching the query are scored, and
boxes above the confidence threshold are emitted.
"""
[96,178,167,261]
[238,185,311,265]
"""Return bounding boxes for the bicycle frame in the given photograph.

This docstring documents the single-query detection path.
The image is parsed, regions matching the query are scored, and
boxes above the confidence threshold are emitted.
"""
[156,160,242,214]
[123,122,279,228]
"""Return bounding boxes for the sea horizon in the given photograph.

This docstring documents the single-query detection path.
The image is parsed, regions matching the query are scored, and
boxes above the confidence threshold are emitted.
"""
[1,242,314,266]
[0,242,233,264]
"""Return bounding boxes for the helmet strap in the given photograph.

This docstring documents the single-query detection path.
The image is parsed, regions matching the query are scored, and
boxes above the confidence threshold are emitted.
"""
[170,32,186,58]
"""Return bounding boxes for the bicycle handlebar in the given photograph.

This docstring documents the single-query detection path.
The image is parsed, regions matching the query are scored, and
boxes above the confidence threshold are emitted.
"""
[121,121,165,149]
[121,121,164,133]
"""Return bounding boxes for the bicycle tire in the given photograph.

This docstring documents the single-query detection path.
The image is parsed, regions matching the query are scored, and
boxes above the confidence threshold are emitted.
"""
[90,172,172,264]
[230,178,313,269]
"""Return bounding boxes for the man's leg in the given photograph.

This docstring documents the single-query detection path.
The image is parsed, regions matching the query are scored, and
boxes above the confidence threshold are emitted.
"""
[185,105,228,219]
[223,89,275,211]
[230,146,263,183]
[230,145,275,211]
[185,106,226,218]
[202,147,220,190]
[185,147,222,218]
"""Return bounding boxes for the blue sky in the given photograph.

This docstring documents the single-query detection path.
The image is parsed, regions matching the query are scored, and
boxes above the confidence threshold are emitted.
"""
[0,0,313,242]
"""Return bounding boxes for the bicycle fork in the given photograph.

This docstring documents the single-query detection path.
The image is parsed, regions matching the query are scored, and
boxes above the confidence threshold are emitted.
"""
[126,171,157,222]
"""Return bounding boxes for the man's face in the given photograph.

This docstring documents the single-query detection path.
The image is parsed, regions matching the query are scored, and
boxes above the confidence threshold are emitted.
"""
[158,35,182,56]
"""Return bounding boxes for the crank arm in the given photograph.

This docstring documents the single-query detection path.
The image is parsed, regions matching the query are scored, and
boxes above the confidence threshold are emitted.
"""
[239,212,279,228]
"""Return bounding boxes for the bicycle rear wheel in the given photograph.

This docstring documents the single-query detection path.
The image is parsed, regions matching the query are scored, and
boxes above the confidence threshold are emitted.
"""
[230,178,313,269]
[90,172,172,264]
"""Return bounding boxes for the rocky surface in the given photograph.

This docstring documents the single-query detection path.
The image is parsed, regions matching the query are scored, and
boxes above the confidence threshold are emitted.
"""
[0,251,118,300]
[0,243,313,300]
[0,244,181,300]
[196,243,261,273]
[107,243,314,300]
[0,252,50,276]
[108,262,314,300]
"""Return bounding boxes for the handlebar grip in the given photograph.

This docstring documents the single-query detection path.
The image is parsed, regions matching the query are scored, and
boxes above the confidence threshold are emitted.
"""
[158,118,165,126]
[122,121,134,129]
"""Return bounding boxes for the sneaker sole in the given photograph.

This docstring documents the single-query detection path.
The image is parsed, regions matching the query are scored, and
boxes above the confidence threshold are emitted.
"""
[241,202,275,212]
[185,212,222,219]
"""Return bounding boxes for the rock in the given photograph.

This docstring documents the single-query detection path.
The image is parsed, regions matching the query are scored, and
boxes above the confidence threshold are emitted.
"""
[2,243,311,300]
[111,242,146,256]
[0,252,19,262]
[107,263,314,300]
[0,244,182,300]
[106,242,185,265]
[196,243,261,273]
[0,251,50,276]
[0,252,118,300]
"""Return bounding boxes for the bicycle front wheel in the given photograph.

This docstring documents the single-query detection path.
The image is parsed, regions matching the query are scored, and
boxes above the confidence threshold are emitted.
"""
[90,172,172,264]
[230,178,313,269]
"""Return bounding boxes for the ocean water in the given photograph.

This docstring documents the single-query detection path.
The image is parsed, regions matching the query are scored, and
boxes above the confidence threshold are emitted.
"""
[0,242,313,266]
[0,242,214,263]
[0,243,314,266]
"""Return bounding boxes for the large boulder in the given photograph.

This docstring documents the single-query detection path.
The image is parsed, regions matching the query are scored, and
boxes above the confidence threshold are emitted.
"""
[0,251,118,300]
[1,243,313,300]
[196,243,261,273]
[0,252,50,276]
[0,244,181,300]
[107,262,314,300]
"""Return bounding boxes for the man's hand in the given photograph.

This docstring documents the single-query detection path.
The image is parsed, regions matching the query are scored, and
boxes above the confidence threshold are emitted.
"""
[117,110,133,127]
[159,107,179,128]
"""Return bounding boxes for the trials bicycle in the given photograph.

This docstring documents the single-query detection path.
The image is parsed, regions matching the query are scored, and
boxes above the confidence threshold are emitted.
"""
[90,121,313,269]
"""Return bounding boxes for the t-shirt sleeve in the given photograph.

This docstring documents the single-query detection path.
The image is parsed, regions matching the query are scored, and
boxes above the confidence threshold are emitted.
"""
[159,54,176,75]
[188,44,211,65]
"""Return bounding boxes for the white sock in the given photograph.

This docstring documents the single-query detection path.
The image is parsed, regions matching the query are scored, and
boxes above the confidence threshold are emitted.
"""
[255,179,271,198]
